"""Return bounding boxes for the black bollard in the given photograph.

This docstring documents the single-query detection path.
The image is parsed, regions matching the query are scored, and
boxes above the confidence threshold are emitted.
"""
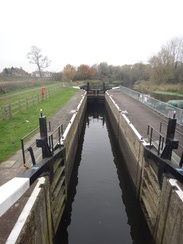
[36,109,52,158]
[87,82,89,92]
[161,112,179,160]
[103,82,105,93]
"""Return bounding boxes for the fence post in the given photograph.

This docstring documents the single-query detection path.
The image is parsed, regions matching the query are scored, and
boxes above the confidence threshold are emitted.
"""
[19,100,21,112]
[21,138,26,165]
[26,97,28,110]
[32,95,34,106]
[8,104,12,118]
[2,105,6,120]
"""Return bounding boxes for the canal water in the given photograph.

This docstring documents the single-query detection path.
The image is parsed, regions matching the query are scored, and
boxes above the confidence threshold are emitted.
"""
[56,103,152,244]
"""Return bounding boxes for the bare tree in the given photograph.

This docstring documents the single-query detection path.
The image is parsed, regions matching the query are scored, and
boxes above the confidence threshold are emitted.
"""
[149,48,174,84]
[164,37,183,64]
[148,37,183,84]
[27,46,50,78]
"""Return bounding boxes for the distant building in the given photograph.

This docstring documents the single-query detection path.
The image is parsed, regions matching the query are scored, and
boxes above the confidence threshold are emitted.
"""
[31,71,52,78]
[3,67,29,76]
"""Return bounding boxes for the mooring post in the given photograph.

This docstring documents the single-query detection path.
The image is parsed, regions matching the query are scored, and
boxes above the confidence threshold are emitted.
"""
[36,109,52,158]
[161,112,179,160]
[103,82,105,93]
[87,82,89,92]
[39,109,48,142]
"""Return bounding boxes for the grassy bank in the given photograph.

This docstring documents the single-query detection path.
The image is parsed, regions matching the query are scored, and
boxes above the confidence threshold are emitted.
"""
[0,83,63,104]
[0,87,77,163]
[0,77,62,94]
[134,81,183,96]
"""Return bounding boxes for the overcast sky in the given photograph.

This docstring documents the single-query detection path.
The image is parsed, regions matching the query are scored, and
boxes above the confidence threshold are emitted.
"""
[1,0,183,73]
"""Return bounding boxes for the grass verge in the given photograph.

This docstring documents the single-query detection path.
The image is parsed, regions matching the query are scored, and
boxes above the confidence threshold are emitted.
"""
[134,82,183,95]
[0,87,77,163]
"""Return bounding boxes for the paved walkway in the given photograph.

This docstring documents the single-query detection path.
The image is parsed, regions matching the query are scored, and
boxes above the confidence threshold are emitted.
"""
[0,89,85,186]
[108,89,183,156]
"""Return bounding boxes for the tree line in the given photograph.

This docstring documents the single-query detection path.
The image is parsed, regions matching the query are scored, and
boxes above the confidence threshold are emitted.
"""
[3,37,183,87]
[61,62,149,86]
[61,37,183,86]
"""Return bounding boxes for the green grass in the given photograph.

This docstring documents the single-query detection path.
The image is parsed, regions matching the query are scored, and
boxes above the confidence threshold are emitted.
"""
[0,87,77,163]
[153,90,183,97]
[0,83,63,105]
[0,82,59,97]
[0,77,63,94]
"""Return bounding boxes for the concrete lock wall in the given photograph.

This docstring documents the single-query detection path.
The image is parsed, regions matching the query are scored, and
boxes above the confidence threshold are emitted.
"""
[62,93,87,185]
[105,92,146,194]
[7,92,87,243]
[155,178,183,244]
[105,91,183,243]
[6,177,52,244]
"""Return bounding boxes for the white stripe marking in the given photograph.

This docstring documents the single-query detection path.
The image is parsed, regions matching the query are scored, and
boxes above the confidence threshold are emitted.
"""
[0,177,29,217]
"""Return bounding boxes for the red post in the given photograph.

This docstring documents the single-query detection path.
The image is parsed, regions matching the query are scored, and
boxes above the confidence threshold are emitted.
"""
[42,87,45,101]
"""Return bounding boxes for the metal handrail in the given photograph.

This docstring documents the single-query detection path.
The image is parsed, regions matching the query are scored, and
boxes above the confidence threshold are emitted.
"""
[147,124,165,155]
[48,123,63,153]
[147,121,183,169]
[160,121,183,150]
[21,121,51,166]
[21,126,40,165]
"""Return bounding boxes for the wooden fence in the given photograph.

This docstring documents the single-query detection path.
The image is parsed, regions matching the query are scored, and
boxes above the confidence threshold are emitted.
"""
[1,86,63,120]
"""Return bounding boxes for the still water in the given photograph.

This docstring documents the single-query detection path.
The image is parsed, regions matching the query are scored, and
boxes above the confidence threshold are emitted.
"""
[56,103,151,244]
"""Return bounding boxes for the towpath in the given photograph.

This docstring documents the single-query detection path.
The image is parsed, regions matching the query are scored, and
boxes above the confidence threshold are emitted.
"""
[0,89,85,186]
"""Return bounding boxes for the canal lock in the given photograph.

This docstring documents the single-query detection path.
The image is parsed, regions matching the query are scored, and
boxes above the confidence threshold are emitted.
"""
[55,99,152,243]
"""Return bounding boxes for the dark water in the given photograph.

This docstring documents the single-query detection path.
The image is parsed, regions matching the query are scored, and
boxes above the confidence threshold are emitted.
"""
[55,103,152,244]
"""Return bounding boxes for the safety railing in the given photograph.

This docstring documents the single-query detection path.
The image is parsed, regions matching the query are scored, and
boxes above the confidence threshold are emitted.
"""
[48,123,63,153]
[119,85,183,126]
[147,125,165,155]
[159,121,183,166]
[21,121,51,167]
[147,121,183,167]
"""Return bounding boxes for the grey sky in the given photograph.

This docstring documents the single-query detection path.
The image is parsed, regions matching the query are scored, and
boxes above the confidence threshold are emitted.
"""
[1,0,183,73]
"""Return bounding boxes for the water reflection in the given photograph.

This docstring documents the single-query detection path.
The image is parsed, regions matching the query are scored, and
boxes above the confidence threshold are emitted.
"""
[105,110,152,243]
[55,103,152,244]
[55,121,86,243]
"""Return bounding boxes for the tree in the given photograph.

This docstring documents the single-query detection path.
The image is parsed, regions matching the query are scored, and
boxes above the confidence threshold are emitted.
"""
[62,64,76,82]
[75,65,96,80]
[164,37,183,64]
[164,37,183,83]
[132,63,150,82]
[27,46,50,78]
[149,47,174,84]
[148,37,183,84]
[97,62,109,81]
